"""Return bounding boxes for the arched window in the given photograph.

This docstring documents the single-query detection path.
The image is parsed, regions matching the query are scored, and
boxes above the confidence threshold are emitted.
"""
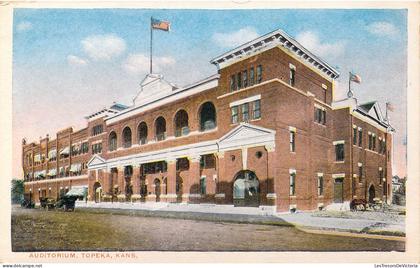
[155,116,166,141]
[138,122,148,145]
[174,109,189,137]
[199,102,216,131]
[122,127,132,148]
[109,131,117,152]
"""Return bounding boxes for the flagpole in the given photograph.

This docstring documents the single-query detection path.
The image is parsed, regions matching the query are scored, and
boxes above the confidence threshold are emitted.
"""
[348,72,352,98]
[150,16,153,74]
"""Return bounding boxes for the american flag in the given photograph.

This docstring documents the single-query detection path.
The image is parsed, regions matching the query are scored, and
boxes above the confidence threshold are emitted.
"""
[349,72,362,84]
[151,18,170,31]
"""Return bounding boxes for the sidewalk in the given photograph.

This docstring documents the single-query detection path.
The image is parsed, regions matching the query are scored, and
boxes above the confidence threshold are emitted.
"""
[75,201,405,237]
[278,212,405,236]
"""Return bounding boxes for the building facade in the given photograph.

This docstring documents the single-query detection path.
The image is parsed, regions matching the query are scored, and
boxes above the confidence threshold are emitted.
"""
[21,29,394,212]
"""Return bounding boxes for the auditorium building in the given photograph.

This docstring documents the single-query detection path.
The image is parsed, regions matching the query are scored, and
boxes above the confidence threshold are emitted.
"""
[21,28,394,212]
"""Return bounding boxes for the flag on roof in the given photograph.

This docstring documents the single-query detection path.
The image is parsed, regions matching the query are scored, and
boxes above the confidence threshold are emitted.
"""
[386,102,395,112]
[151,17,170,31]
[350,72,362,84]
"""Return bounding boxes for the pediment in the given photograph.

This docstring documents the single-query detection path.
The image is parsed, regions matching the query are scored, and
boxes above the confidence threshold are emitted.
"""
[368,103,384,122]
[87,155,107,169]
[217,123,275,151]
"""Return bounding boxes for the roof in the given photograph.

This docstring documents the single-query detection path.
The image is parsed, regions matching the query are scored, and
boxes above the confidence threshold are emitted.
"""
[85,102,128,120]
[355,101,395,131]
[210,28,340,79]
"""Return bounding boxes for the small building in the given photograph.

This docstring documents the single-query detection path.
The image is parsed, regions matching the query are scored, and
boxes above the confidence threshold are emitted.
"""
[22,28,394,212]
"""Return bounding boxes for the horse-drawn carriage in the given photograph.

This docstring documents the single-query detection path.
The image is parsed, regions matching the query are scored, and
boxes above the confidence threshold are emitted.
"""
[21,193,35,208]
[37,187,86,212]
[350,198,386,211]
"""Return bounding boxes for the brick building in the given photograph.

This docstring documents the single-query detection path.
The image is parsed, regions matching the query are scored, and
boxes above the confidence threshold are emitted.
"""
[21,28,394,212]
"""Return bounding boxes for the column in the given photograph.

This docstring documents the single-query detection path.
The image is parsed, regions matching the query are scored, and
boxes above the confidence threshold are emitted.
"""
[166,158,177,203]
[185,155,201,203]
[265,145,276,206]
[132,165,140,197]
[215,151,226,204]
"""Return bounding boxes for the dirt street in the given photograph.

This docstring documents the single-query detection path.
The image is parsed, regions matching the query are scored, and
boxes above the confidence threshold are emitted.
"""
[12,207,404,251]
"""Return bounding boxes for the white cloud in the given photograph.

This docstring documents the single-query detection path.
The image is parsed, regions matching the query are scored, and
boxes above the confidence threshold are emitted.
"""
[366,21,398,37]
[212,27,259,48]
[67,55,88,66]
[122,54,176,75]
[296,31,345,60]
[81,34,126,61]
[16,21,32,32]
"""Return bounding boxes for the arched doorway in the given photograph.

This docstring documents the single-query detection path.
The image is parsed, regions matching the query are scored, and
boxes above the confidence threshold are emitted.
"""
[93,182,102,203]
[233,170,260,207]
[154,178,161,202]
[368,185,376,203]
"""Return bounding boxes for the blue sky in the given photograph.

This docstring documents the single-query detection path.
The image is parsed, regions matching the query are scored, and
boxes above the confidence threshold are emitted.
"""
[12,8,407,177]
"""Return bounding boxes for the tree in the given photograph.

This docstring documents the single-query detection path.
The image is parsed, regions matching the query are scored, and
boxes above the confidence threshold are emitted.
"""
[11,179,24,204]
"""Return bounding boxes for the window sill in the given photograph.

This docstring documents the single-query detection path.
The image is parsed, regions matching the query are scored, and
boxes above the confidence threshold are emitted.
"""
[314,122,327,127]
[334,161,345,164]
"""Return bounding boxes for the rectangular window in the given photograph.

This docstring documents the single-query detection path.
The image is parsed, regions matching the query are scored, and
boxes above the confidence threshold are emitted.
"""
[92,125,103,136]
[335,143,345,161]
[289,172,296,196]
[249,67,255,86]
[230,75,236,92]
[256,65,262,84]
[200,154,216,169]
[242,103,249,122]
[231,106,238,124]
[289,68,296,87]
[358,129,363,147]
[252,100,261,119]
[243,70,248,88]
[323,88,327,103]
[383,140,387,155]
[372,135,376,151]
[81,142,89,154]
[237,72,242,89]
[368,133,372,150]
[200,177,206,195]
[353,127,357,145]
[314,107,326,125]
[358,166,363,183]
[289,131,296,152]
[91,143,102,154]
[318,175,324,196]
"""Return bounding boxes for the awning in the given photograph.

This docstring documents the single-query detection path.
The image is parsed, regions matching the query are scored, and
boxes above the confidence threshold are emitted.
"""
[35,170,46,178]
[70,163,82,172]
[65,186,87,197]
[34,154,41,162]
[47,169,57,176]
[48,149,57,159]
[60,147,70,155]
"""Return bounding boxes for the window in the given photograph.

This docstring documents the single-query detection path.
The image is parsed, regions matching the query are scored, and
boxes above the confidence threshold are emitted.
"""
[199,102,217,131]
[335,143,345,161]
[122,127,132,148]
[231,106,239,124]
[241,103,249,122]
[71,144,80,156]
[323,88,327,103]
[138,122,148,145]
[176,158,189,171]
[358,129,363,147]
[200,177,206,195]
[314,107,326,125]
[373,135,377,150]
[289,130,296,152]
[155,116,167,141]
[249,67,255,86]
[237,72,242,89]
[109,131,117,151]
[358,165,363,183]
[289,67,296,87]
[318,175,324,196]
[368,133,373,150]
[353,127,357,145]
[230,75,236,92]
[252,100,261,119]
[379,168,384,182]
[289,172,296,196]
[92,124,103,136]
[81,142,89,154]
[200,154,216,169]
[92,143,102,155]
[174,109,189,137]
[242,70,248,88]
[256,65,262,83]
[382,140,387,155]
[143,161,167,174]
